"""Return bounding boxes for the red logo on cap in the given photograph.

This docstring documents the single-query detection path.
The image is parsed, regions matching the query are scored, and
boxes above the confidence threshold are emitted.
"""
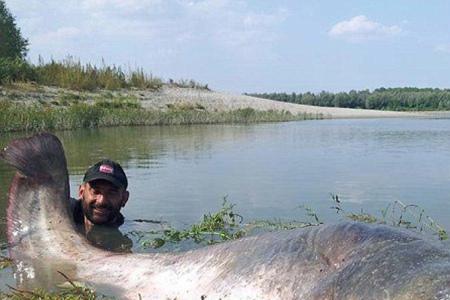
[99,164,113,174]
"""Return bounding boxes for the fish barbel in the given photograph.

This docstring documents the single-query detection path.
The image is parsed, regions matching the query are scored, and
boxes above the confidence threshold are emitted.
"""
[1,132,450,299]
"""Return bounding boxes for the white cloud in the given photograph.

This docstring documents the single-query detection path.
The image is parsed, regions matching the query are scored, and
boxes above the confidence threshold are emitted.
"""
[78,0,287,54]
[329,15,402,42]
[181,2,287,51]
[435,44,450,54]
[8,0,287,68]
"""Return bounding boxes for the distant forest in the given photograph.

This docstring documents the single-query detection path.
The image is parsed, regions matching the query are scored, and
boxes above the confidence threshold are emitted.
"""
[246,88,450,111]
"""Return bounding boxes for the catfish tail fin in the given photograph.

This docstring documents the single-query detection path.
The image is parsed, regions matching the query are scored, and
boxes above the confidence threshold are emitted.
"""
[1,133,72,252]
[1,132,68,184]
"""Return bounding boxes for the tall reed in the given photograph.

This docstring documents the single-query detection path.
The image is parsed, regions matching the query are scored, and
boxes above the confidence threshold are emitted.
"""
[0,57,165,91]
[32,57,122,90]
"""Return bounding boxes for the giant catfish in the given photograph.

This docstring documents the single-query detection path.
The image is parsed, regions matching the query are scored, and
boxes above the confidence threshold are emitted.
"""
[1,133,450,299]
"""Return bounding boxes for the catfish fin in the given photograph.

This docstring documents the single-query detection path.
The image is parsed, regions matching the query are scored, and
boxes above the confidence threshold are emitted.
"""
[1,133,71,250]
[1,132,68,184]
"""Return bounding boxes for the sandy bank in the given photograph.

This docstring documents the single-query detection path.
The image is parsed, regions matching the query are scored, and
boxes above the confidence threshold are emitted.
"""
[137,87,423,119]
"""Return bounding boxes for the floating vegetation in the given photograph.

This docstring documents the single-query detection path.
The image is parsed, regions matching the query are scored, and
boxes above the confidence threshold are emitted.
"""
[245,205,323,234]
[127,195,448,253]
[330,194,448,240]
[129,199,246,250]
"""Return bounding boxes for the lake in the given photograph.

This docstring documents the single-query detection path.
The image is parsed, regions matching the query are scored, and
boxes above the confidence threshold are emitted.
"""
[1,118,450,290]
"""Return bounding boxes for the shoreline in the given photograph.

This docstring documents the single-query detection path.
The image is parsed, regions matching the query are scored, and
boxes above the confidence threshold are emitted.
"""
[0,84,441,131]
[133,86,427,119]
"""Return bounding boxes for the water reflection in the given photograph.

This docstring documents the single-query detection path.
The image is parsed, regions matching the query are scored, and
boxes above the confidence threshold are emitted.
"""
[58,127,168,174]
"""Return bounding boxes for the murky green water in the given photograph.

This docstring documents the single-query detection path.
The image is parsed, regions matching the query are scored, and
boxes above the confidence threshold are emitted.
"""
[1,118,450,290]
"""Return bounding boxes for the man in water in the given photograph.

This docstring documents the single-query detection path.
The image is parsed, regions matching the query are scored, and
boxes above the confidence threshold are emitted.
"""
[71,159,132,252]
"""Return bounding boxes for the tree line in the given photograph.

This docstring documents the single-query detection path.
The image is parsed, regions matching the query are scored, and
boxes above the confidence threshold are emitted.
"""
[246,87,450,111]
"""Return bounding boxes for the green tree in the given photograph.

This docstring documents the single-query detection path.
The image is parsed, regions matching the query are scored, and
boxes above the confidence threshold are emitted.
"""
[0,0,28,59]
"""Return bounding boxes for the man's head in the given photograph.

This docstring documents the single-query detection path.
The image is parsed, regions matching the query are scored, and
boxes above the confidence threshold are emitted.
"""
[78,159,129,226]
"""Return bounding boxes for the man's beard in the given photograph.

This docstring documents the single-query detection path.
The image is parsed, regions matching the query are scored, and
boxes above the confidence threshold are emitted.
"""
[83,200,119,225]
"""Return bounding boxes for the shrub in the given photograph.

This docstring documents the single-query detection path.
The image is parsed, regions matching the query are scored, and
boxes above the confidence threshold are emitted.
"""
[0,57,36,83]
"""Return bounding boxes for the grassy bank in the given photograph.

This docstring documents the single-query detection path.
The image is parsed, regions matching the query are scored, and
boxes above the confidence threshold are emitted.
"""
[0,58,321,132]
[0,98,321,133]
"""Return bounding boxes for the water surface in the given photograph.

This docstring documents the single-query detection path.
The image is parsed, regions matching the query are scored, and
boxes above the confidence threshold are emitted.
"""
[1,118,450,290]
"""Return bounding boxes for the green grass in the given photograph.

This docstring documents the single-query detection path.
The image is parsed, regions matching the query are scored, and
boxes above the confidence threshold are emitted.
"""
[0,57,164,91]
[0,100,321,133]
[0,57,212,92]
[32,57,164,91]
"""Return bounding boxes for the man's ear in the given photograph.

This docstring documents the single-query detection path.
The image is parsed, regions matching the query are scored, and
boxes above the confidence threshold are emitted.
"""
[121,190,129,207]
[78,183,86,199]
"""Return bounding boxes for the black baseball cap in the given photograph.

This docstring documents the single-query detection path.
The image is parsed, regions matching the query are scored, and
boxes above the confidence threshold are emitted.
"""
[83,159,128,189]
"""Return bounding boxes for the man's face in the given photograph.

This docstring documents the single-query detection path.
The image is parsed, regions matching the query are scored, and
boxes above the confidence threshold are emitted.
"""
[78,179,129,225]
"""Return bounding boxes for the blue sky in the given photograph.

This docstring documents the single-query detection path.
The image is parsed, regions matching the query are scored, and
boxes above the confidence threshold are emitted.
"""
[5,0,450,93]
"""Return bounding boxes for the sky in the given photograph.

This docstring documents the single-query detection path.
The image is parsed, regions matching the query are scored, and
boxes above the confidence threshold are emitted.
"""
[5,0,450,93]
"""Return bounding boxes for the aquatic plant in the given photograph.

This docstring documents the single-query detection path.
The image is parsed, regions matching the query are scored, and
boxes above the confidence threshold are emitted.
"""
[330,194,448,240]
[128,194,448,253]
[130,199,246,249]
[148,195,447,251]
